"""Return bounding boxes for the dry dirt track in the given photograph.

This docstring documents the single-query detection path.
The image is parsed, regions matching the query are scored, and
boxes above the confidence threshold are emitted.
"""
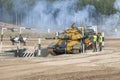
[0,39,120,80]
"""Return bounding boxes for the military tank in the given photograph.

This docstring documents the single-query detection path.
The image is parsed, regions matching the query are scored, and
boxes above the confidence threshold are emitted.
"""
[47,24,94,55]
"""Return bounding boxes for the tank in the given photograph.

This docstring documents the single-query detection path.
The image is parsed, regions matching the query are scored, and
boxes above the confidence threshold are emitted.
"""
[47,24,95,56]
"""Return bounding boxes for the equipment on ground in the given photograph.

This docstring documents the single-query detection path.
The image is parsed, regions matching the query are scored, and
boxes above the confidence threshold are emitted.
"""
[47,23,95,55]
[10,36,27,45]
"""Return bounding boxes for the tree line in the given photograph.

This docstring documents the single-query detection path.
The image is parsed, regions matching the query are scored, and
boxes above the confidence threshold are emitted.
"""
[0,0,117,24]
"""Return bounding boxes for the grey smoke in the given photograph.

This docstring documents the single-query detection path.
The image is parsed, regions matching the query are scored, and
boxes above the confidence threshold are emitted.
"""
[100,0,120,37]
[16,0,120,37]
[23,0,96,31]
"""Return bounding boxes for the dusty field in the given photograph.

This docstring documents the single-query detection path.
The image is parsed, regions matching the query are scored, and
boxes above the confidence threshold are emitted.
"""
[0,39,120,80]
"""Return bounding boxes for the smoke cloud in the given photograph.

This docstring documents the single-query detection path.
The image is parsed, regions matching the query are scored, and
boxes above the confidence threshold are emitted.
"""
[2,0,120,37]
[22,0,97,31]
[100,0,120,37]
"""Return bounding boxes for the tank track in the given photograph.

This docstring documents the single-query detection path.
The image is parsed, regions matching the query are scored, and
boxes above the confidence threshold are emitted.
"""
[47,48,57,56]
[72,49,80,54]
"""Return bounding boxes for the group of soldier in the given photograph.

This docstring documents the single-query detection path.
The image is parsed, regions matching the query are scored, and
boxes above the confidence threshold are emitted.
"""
[92,32,103,52]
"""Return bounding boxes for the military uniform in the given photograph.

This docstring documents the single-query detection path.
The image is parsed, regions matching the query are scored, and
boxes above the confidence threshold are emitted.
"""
[98,34,103,51]
[92,34,97,52]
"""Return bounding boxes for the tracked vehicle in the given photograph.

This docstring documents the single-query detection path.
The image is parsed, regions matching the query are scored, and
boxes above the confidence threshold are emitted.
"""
[47,24,95,55]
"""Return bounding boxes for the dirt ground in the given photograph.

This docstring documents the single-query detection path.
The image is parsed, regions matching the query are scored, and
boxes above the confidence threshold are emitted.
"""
[0,39,120,80]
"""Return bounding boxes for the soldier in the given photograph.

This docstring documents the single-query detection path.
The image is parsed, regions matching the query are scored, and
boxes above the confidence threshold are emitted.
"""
[98,32,103,51]
[19,35,26,46]
[92,33,97,52]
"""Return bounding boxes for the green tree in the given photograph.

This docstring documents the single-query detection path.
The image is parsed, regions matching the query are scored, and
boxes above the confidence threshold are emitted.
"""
[77,0,117,15]
[0,0,118,24]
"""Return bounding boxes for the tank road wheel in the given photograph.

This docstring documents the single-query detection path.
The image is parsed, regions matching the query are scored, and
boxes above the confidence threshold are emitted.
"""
[47,48,57,56]
[72,49,79,54]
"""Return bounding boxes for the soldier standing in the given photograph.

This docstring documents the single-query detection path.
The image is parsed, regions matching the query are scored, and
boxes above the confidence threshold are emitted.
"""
[98,33,103,51]
[92,33,97,52]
